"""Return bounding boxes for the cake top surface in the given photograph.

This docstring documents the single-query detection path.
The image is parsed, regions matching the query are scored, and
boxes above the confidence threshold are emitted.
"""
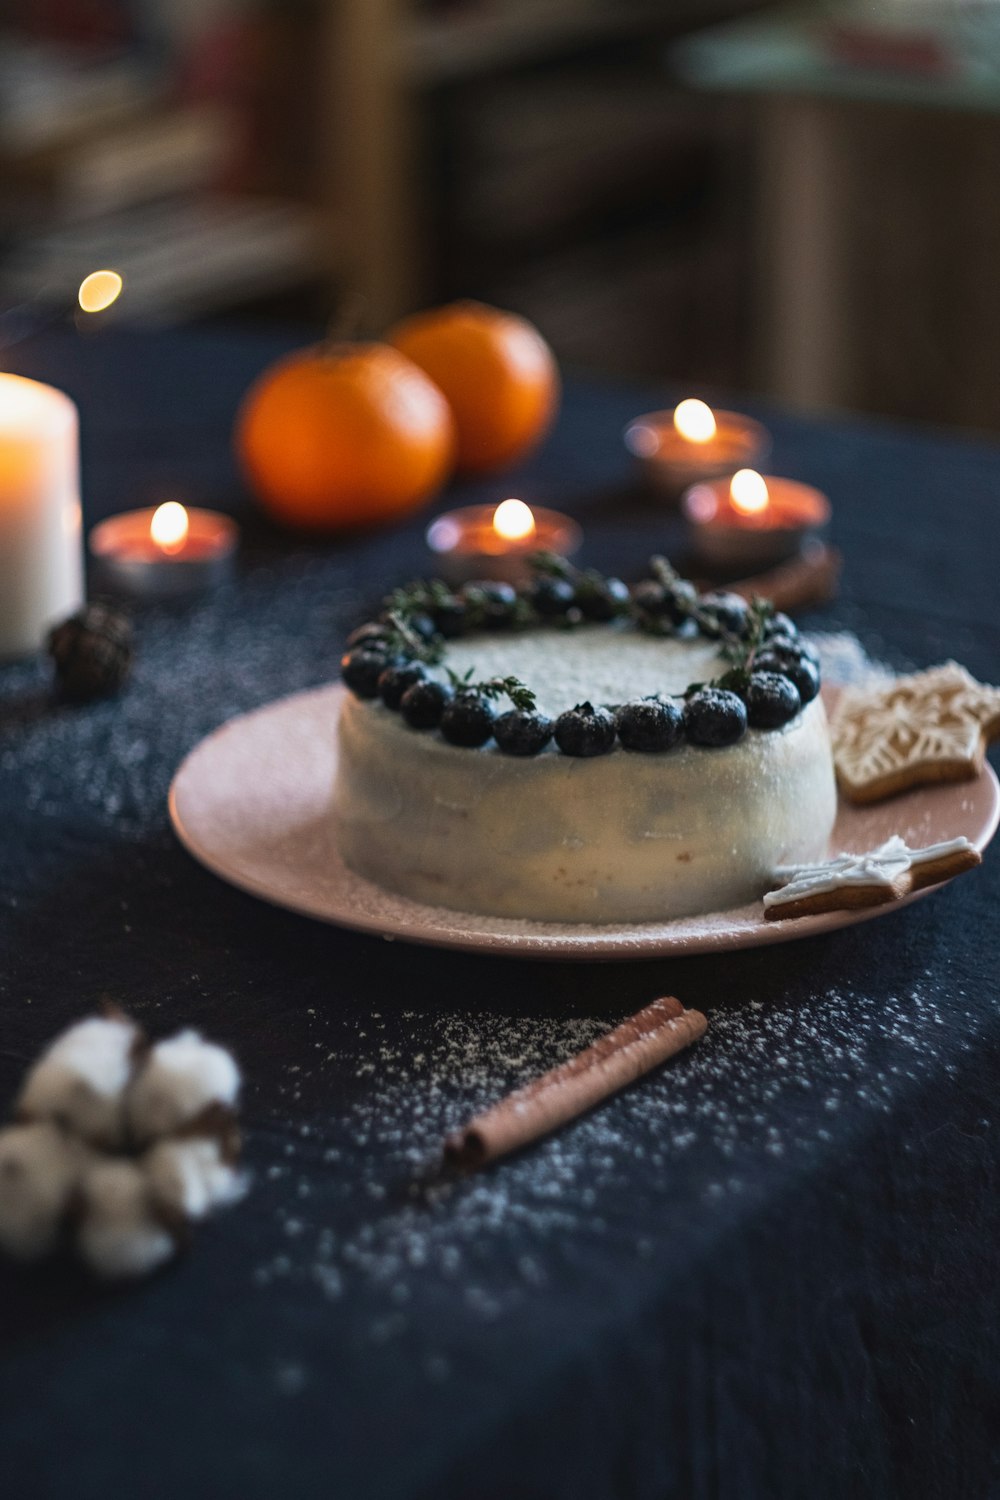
[338,558,824,757]
[436,627,725,716]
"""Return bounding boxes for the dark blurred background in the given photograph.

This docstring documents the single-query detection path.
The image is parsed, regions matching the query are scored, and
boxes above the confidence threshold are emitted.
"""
[2,0,1000,433]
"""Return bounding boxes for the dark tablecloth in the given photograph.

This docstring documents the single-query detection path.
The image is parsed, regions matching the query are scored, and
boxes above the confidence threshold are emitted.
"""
[1,329,999,1500]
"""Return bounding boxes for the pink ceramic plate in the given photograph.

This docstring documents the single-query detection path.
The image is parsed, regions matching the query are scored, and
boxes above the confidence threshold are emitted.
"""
[169,684,999,962]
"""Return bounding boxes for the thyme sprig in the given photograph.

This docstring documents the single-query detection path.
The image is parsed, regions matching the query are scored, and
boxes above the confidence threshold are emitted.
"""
[701,591,779,696]
[383,611,445,665]
[446,669,536,712]
[683,596,774,699]
[649,554,681,590]
[527,549,574,580]
[527,551,630,623]
[380,578,457,663]
[458,581,536,632]
[632,555,698,636]
[383,577,455,618]
[718,596,773,673]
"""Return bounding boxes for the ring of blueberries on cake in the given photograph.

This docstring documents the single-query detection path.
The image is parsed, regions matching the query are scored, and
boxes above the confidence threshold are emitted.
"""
[339,554,822,756]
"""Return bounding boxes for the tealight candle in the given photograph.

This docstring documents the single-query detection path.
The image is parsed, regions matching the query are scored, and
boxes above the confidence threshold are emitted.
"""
[89,502,239,600]
[425,498,582,586]
[625,399,771,502]
[682,468,831,572]
[0,373,85,659]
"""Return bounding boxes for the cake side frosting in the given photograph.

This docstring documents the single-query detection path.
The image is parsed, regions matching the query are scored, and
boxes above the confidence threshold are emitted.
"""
[333,627,837,923]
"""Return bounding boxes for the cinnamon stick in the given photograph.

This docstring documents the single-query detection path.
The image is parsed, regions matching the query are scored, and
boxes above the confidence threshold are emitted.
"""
[444,996,707,1171]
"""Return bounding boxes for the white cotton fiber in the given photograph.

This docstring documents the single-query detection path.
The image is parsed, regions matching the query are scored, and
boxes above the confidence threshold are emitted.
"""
[126,1030,240,1144]
[0,1122,88,1260]
[17,1015,139,1147]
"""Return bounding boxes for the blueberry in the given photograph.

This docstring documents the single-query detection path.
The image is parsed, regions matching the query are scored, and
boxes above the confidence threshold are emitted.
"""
[761,634,799,658]
[779,654,821,705]
[578,576,630,622]
[761,627,815,669]
[462,580,517,629]
[440,691,495,747]
[530,576,576,618]
[664,579,699,624]
[745,671,801,729]
[630,580,670,619]
[631,578,696,628]
[764,612,798,642]
[341,647,399,699]
[776,637,821,669]
[673,616,700,641]
[755,650,821,705]
[346,621,391,650]
[683,688,748,747]
[554,701,617,757]
[378,661,427,710]
[400,679,452,730]
[406,611,439,644]
[494,708,554,756]
[697,591,750,639]
[431,598,468,638]
[615,697,684,752]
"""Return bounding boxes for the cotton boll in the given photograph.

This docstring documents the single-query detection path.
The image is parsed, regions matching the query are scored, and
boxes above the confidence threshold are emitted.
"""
[0,1122,87,1261]
[76,1159,177,1280]
[17,1015,139,1147]
[144,1138,246,1222]
[127,1031,240,1144]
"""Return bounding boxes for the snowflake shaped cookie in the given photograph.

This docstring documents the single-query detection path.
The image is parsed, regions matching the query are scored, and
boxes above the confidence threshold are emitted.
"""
[831,661,1000,804]
[763,835,981,920]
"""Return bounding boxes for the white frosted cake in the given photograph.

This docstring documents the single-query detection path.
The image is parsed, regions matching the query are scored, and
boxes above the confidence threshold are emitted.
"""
[333,572,838,924]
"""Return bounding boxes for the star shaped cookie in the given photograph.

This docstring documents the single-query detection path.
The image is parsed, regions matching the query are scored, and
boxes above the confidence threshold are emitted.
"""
[831,661,1000,804]
[763,835,981,920]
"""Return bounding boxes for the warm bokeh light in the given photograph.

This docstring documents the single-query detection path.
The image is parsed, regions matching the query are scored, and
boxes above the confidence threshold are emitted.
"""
[150,501,190,553]
[492,498,536,541]
[77,270,124,314]
[624,422,657,459]
[729,468,770,516]
[673,398,717,444]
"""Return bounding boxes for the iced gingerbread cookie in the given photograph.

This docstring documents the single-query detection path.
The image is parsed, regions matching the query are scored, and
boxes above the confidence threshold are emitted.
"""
[763,834,981,921]
[831,661,1000,804]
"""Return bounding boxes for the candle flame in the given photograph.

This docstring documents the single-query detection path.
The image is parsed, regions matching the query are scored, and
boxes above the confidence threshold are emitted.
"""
[730,469,769,516]
[492,498,536,542]
[150,501,189,554]
[673,399,717,445]
[78,269,123,314]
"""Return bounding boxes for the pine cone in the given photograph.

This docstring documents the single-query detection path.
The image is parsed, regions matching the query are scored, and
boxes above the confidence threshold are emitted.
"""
[47,602,134,702]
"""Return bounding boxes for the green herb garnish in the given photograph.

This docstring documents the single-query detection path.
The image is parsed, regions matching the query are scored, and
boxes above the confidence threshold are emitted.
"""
[447,672,536,712]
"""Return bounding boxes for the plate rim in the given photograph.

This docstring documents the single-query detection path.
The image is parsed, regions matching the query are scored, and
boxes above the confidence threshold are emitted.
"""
[168,683,1000,962]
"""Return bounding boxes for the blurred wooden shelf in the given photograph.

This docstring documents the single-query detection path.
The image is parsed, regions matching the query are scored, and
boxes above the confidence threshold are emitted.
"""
[402,0,676,84]
[323,0,728,328]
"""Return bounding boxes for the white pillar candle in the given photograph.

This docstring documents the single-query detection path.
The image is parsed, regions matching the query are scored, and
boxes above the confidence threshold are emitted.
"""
[0,374,84,659]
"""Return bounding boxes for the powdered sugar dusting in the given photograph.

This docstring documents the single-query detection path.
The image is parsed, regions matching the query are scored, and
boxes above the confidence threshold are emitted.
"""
[3,577,991,1367]
[439,627,725,714]
[0,556,362,837]
[808,630,896,688]
[249,967,995,1348]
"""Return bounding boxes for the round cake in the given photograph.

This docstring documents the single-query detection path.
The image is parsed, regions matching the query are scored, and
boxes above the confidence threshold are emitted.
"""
[332,566,838,924]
